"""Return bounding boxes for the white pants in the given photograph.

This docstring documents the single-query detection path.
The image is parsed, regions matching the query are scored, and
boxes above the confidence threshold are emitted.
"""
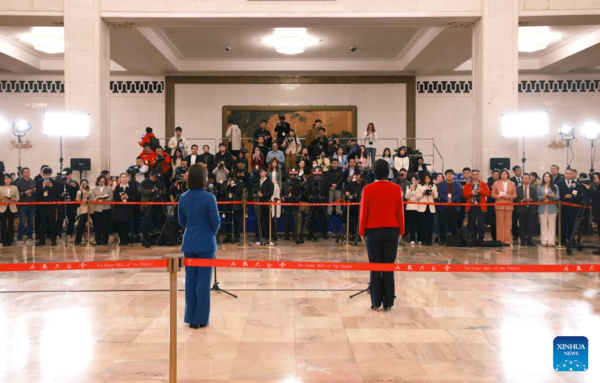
[539,211,557,245]
[271,184,281,218]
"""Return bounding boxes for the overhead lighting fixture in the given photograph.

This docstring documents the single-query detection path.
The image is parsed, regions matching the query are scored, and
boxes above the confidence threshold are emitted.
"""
[263,28,318,55]
[31,27,64,54]
[518,26,558,53]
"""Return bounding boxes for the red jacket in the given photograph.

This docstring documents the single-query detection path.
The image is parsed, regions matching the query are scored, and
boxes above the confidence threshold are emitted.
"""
[359,181,404,237]
[156,152,172,175]
[139,132,156,147]
[140,150,156,167]
[462,180,491,211]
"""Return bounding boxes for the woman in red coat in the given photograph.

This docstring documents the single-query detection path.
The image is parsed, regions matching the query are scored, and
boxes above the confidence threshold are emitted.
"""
[359,159,404,311]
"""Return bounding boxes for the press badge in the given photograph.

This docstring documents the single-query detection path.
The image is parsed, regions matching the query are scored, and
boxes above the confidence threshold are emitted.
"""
[43,191,48,197]
[229,193,233,199]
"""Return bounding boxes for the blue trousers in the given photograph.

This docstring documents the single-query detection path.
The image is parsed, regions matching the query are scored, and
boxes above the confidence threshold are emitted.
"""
[18,205,35,240]
[184,251,215,325]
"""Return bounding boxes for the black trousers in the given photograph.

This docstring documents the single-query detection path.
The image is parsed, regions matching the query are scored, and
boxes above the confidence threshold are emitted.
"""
[282,206,296,236]
[57,205,77,237]
[487,206,497,241]
[405,210,419,242]
[512,211,519,239]
[419,208,434,245]
[37,206,57,243]
[561,206,578,244]
[115,221,130,245]
[142,206,163,244]
[365,227,399,309]
[439,208,458,240]
[468,206,485,240]
[309,207,328,237]
[93,210,112,245]
[75,214,88,244]
[518,209,535,244]
[0,210,15,245]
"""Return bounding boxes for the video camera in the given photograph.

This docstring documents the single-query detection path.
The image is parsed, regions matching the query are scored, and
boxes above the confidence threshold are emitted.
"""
[175,166,188,182]
[127,164,140,176]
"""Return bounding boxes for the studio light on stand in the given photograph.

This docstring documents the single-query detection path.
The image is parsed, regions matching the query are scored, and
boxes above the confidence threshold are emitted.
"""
[12,120,32,174]
[559,125,575,168]
[583,121,600,173]
[502,111,549,173]
[43,112,91,175]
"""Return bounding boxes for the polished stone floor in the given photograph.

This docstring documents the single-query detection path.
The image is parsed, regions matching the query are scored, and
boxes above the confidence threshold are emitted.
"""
[1,238,599,382]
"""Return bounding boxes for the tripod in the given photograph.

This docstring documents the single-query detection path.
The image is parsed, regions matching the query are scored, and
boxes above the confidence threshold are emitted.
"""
[299,183,339,241]
[566,194,599,255]
[349,283,370,299]
[211,266,237,298]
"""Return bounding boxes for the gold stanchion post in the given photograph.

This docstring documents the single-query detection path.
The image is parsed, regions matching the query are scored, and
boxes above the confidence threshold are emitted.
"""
[344,203,351,246]
[238,201,251,248]
[166,254,182,383]
[557,201,564,248]
[265,204,276,246]
[83,196,94,248]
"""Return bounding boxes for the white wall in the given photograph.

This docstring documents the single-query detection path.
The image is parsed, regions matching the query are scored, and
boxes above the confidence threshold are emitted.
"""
[174,83,407,155]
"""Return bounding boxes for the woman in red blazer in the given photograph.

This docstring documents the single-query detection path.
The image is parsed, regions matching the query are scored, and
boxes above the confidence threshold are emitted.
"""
[490,169,518,245]
[359,159,404,311]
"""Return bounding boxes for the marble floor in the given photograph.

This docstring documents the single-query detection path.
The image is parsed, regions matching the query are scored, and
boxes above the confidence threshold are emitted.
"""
[1,238,599,382]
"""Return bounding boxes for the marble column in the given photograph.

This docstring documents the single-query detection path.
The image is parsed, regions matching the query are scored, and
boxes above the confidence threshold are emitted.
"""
[472,0,519,174]
[63,0,110,177]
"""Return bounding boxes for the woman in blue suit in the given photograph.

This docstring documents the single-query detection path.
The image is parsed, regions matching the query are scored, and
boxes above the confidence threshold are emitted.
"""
[178,163,221,328]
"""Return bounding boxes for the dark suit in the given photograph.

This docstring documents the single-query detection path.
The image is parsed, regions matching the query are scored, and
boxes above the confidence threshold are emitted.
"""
[557,180,582,244]
[257,177,274,240]
[35,178,61,244]
[515,184,538,245]
[436,181,462,242]
[509,176,523,239]
[185,154,202,165]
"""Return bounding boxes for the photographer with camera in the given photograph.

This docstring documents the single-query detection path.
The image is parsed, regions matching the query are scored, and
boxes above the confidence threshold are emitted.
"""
[281,169,301,241]
[417,172,438,246]
[250,146,265,169]
[316,151,330,172]
[296,170,312,243]
[327,136,341,157]
[113,173,136,246]
[304,120,321,156]
[74,179,92,245]
[343,173,364,242]
[140,142,157,169]
[346,139,359,161]
[326,158,344,216]
[139,170,167,247]
[15,167,35,244]
[282,129,302,171]
[234,160,249,185]
[305,167,330,240]
[310,127,329,159]
[332,146,348,169]
[254,120,273,149]
[214,143,234,170]
[220,174,244,243]
[91,174,113,246]
[34,167,61,247]
[581,172,600,254]
[256,167,274,243]
[129,157,149,185]
[168,126,188,157]
[154,146,172,176]
[57,168,79,243]
[274,115,291,146]
[557,168,582,246]
[212,160,230,185]
[363,123,377,166]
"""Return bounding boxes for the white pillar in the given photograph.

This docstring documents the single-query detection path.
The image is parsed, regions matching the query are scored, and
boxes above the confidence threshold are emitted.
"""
[63,0,110,177]
[472,0,519,175]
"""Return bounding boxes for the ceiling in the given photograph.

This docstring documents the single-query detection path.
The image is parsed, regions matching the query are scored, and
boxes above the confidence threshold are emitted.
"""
[0,19,600,75]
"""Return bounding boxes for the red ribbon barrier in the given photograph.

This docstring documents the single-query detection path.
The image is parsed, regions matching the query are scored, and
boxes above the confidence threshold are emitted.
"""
[184,258,600,273]
[0,259,167,272]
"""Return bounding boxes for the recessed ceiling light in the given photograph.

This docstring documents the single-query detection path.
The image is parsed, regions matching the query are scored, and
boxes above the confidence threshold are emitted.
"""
[22,27,65,54]
[518,26,555,53]
[263,28,319,55]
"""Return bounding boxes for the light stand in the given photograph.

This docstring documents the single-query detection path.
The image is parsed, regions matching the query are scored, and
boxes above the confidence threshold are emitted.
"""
[583,122,600,173]
[12,121,32,175]
[521,137,526,173]
[559,125,575,169]
[502,112,549,173]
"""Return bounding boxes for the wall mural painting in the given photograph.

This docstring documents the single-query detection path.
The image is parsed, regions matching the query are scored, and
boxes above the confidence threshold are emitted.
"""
[222,105,357,152]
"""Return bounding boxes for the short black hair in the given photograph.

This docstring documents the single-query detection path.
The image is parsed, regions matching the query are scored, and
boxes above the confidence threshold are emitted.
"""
[202,145,209,149]
[42,167,53,175]
[259,166,268,173]
[146,127,153,133]
[472,169,480,173]
[492,168,500,174]
[21,167,30,173]
[63,168,72,175]
[191,144,198,149]
[319,127,326,132]
[570,168,578,174]
[373,159,389,181]
[445,169,455,175]
[462,167,471,172]
[175,126,182,132]
[228,120,234,125]
[315,119,322,124]
[143,142,150,148]
[40,165,49,171]
[551,164,560,169]
[219,143,226,148]
[399,168,407,173]
[101,170,110,175]
[279,115,286,120]
[136,156,142,160]
[512,165,522,171]
[260,119,268,124]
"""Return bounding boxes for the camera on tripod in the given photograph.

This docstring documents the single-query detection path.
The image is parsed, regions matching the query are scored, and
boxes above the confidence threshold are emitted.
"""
[127,164,140,176]
[175,166,188,182]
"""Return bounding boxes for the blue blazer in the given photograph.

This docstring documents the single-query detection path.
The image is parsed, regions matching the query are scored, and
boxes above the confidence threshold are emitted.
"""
[436,181,462,212]
[178,189,221,253]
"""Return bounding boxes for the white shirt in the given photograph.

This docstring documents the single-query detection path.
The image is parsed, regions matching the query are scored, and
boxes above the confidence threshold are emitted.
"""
[190,154,197,164]
[502,181,508,192]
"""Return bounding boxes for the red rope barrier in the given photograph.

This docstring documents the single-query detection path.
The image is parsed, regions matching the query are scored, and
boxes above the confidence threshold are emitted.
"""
[0,259,168,272]
[184,258,600,273]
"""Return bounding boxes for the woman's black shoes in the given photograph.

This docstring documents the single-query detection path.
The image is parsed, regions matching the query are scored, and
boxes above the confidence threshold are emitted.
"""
[371,306,379,311]
[383,306,392,312]
[189,323,208,329]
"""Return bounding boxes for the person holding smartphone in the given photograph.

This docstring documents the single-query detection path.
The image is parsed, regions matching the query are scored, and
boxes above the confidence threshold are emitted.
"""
[0,174,19,247]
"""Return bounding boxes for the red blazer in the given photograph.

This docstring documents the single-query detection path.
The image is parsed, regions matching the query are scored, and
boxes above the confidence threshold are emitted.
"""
[359,181,404,237]
[462,181,491,212]
[140,150,156,167]
[139,133,156,147]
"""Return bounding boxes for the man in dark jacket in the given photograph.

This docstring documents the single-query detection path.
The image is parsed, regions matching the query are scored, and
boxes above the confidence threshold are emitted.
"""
[35,167,61,246]
[326,159,344,216]
[307,168,330,240]
[557,168,582,245]
[514,173,538,246]
[139,170,167,247]
[437,169,463,245]
[220,174,244,243]
[256,167,274,243]
[486,169,500,241]
[274,115,291,146]
[213,143,234,170]
[199,145,215,172]
[253,120,273,148]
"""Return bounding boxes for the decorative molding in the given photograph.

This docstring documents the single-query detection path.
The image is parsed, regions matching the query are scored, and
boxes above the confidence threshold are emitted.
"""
[107,22,143,29]
[417,79,600,94]
[0,80,164,94]
[110,80,164,94]
[442,22,475,29]
[417,80,472,94]
[0,80,64,93]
